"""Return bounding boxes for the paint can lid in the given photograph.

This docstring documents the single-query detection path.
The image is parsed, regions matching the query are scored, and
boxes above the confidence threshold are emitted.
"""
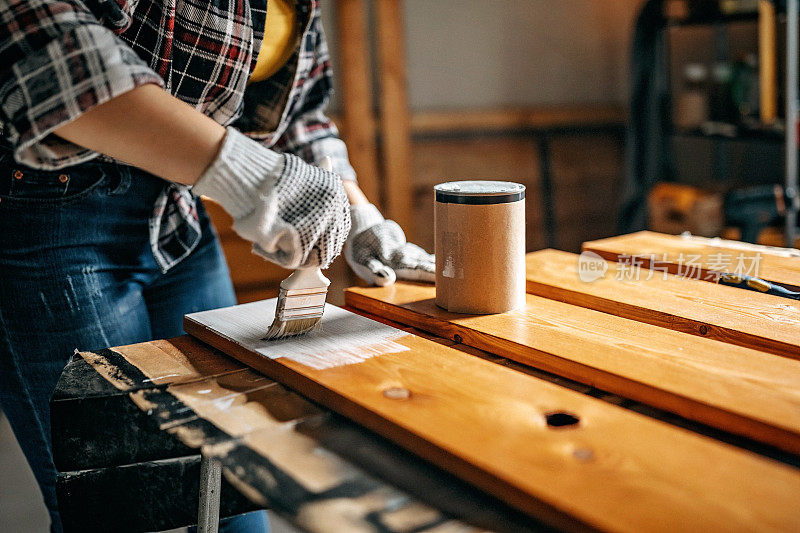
[434,180,525,205]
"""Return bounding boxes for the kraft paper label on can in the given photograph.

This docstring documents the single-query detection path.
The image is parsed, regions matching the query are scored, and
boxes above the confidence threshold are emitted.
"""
[435,180,526,314]
[441,231,464,279]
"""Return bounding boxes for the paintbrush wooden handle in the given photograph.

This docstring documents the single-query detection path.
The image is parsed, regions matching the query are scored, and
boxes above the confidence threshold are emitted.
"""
[280,267,331,291]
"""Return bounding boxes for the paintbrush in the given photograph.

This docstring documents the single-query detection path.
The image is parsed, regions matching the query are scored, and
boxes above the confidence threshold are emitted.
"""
[263,157,334,340]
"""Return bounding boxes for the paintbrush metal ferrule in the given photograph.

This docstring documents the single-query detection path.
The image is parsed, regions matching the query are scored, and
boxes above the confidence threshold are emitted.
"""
[264,265,331,340]
[274,286,327,320]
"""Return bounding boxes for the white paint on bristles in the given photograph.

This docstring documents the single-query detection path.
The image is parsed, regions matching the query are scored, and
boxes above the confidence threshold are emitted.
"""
[187,299,411,369]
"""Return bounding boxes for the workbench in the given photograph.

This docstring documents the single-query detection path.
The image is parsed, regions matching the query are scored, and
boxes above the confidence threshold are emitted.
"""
[52,232,800,532]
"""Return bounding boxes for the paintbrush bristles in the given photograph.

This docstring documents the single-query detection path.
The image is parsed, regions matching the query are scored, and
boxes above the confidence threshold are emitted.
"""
[264,281,328,340]
[263,317,322,340]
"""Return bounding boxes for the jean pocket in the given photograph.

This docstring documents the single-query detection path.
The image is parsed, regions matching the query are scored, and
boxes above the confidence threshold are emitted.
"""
[0,164,107,207]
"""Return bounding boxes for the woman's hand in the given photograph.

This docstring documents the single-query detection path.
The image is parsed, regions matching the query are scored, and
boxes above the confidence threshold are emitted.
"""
[344,203,435,286]
[193,128,350,269]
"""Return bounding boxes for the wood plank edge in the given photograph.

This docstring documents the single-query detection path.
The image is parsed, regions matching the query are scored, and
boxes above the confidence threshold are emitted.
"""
[524,277,799,361]
[134,372,544,532]
[344,290,800,456]
[78,347,251,393]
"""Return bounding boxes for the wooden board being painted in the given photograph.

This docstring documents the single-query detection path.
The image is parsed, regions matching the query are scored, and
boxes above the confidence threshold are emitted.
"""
[185,299,800,532]
[525,249,800,360]
[345,283,800,454]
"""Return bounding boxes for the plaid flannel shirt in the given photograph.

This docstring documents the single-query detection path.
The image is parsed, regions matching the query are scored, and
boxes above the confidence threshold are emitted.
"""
[0,0,355,271]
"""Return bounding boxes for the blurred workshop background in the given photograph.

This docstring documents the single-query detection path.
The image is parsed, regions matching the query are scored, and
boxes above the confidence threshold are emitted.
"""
[208,0,641,306]
[204,0,798,307]
[2,0,797,530]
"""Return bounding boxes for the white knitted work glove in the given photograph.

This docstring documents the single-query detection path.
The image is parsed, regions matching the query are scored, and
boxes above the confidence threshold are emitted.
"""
[345,203,435,286]
[193,127,350,269]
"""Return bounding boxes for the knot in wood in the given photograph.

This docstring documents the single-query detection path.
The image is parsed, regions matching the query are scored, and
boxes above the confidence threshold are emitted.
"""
[572,447,595,462]
[383,387,411,400]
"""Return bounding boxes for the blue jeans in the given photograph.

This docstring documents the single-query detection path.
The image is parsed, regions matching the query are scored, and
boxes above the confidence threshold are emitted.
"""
[0,154,268,532]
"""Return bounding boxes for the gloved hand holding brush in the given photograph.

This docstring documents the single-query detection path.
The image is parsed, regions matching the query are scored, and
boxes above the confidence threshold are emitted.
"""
[193,127,351,269]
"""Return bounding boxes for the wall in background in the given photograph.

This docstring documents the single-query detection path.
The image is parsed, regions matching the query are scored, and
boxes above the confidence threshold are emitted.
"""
[322,0,646,111]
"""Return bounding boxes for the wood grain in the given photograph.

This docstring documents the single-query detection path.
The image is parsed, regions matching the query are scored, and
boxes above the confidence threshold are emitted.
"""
[78,342,514,532]
[51,355,195,471]
[345,282,800,454]
[187,300,800,532]
[526,249,800,359]
[82,337,245,391]
[583,231,800,291]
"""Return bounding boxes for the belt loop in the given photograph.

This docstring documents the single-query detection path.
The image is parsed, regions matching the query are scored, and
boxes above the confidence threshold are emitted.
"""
[108,162,132,195]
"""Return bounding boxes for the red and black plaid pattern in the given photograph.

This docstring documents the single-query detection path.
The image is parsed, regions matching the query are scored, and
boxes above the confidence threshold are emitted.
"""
[1,0,356,271]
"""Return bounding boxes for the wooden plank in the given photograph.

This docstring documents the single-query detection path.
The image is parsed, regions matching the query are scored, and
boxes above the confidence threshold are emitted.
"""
[526,249,800,359]
[583,231,800,291]
[51,355,194,471]
[78,341,538,532]
[53,338,248,471]
[345,282,800,454]
[376,0,414,237]
[81,337,246,392]
[131,371,492,533]
[186,299,800,532]
[52,337,247,470]
[335,0,382,205]
[287,414,540,533]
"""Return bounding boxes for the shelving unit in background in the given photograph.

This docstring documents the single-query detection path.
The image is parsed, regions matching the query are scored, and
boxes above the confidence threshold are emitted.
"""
[207,2,629,304]
[785,0,798,246]
[663,0,798,246]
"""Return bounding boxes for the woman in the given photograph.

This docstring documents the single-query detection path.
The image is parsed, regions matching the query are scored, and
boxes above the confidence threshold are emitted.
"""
[0,0,434,530]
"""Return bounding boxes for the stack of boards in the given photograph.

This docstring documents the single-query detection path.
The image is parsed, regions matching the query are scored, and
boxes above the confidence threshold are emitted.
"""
[185,231,800,532]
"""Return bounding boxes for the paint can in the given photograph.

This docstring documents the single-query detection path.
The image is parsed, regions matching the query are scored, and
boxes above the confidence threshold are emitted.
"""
[434,180,526,314]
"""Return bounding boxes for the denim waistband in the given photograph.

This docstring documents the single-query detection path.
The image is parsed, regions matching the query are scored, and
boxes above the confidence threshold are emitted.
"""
[0,148,165,201]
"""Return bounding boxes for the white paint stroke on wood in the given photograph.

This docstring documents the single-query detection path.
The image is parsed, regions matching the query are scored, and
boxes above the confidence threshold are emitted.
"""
[186,299,411,369]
